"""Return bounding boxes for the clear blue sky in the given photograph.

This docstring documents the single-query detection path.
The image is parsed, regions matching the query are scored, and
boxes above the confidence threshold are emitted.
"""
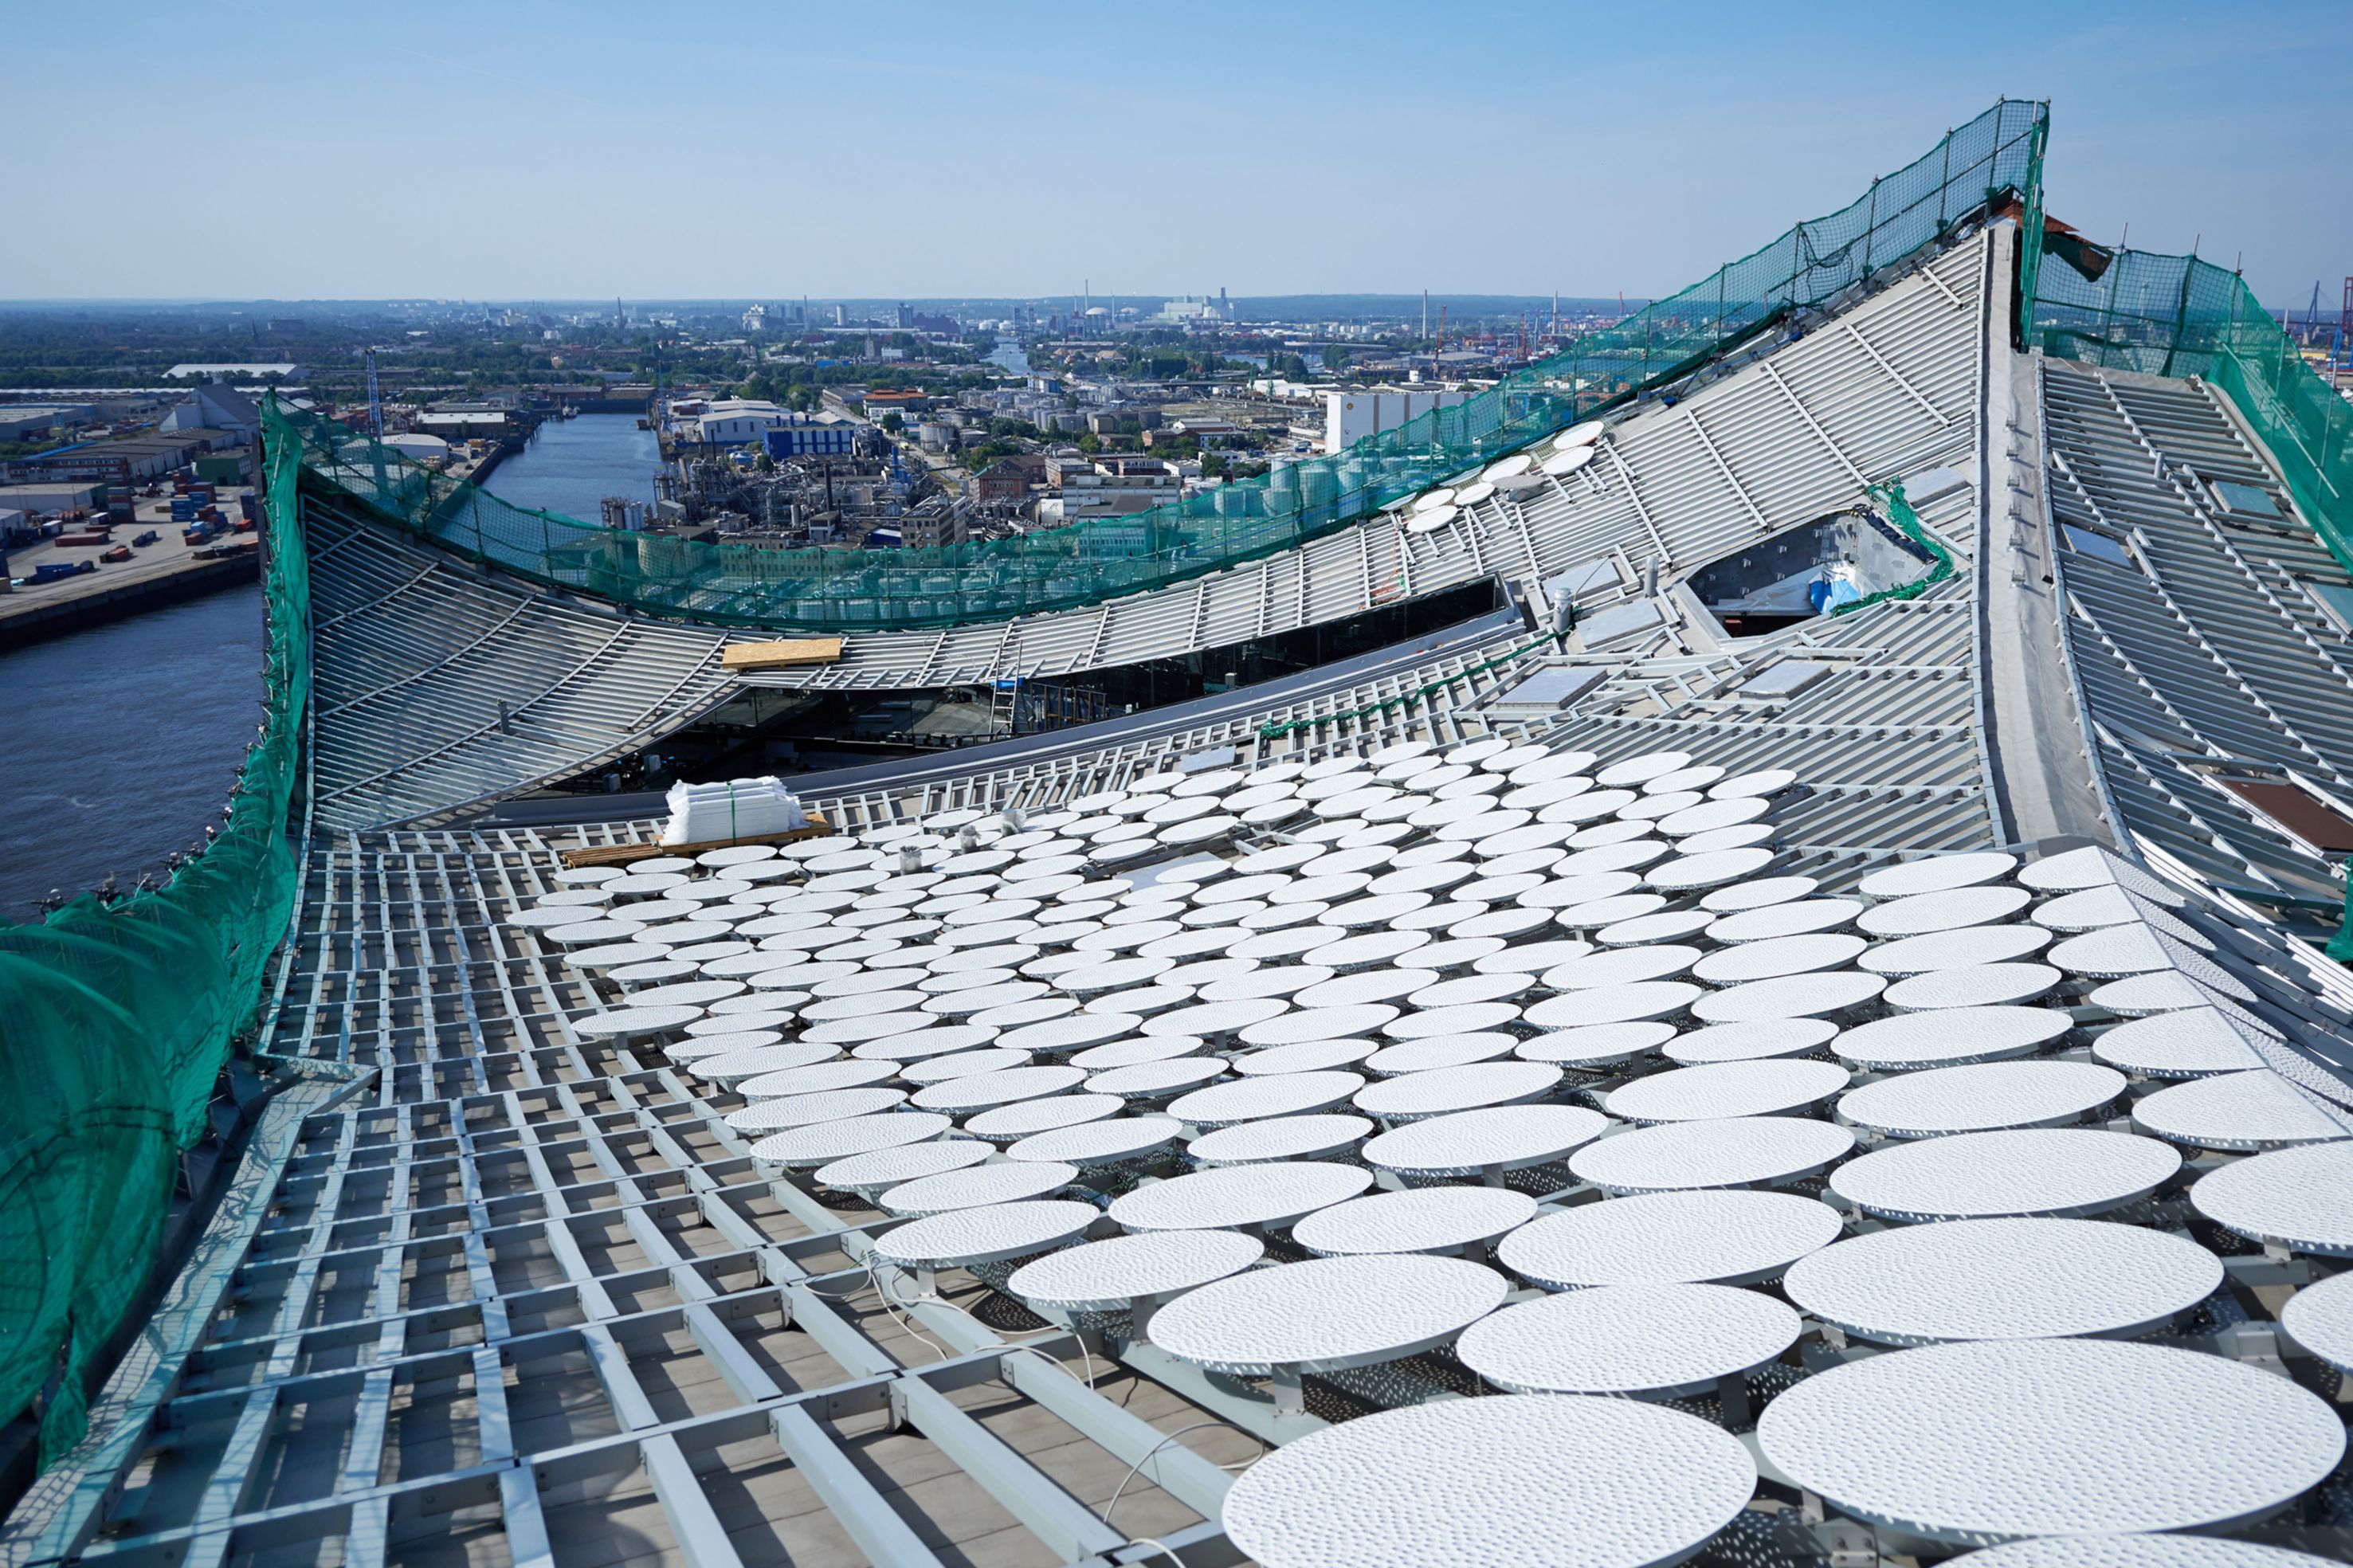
[2,0,2346,308]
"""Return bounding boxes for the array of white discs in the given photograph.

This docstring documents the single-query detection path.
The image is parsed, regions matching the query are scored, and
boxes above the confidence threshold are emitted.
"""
[516,741,2353,1568]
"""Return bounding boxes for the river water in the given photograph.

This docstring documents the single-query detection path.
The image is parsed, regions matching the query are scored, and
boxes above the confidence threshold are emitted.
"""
[483,412,661,523]
[0,583,265,922]
[0,416,669,923]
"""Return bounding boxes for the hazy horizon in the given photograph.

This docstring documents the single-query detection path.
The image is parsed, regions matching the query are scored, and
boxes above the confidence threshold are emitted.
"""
[2,0,2347,308]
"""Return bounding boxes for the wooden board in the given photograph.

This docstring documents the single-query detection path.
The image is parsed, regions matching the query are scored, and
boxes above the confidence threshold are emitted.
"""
[721,637,845,671]
[559,813,834,868]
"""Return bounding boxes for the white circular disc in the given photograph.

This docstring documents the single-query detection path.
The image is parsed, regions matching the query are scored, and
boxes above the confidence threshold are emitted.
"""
[2190,1139,2353,1253]
[2132,1070,2351,1151]
[1830,1127,2182,1221]
[1856,851,2018,898]
[1186,1113,1373,1166]
[1222,1396,1755,1568]
[1839,1060,2125,1138]
[2095,1007,2271,1079]
[1500,1190,1843,1287]
[1571,1115,1857,1194]
[1363,1103,1610,1178]
[1833,1006,2071,1070]
[1756,1338,2344,1543]
[1148,1253,1505,1376]
[1603,1059,1849,1123]
[1108,1160,1372,1233]
[1459,1282,1800,1397]
[1006,1229,1263,1316]
[1782,1216,2223,1344]
[870,1199,1097,1270]
[1290,1185,1537,1257]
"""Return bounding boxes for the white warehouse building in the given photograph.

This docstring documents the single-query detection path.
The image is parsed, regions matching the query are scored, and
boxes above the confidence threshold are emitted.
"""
[1324,385,1473,453]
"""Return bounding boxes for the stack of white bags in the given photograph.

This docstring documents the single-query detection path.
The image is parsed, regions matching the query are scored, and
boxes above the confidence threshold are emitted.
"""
[659,776,810,846]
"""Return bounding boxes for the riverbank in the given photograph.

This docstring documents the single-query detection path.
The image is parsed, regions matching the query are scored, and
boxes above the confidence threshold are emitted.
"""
[0,550,257,652]
[481,412,659,523]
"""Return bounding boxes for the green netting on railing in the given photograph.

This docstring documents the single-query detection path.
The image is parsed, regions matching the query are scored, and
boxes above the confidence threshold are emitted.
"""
[0,410,310,1463]
[1829,482,1955,617]
[2031,245,2353,576]
[288,100,2045,636]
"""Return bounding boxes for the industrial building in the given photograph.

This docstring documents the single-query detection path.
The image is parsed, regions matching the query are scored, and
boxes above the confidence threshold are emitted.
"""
[10,100,2353,1568]
[762,415,860,461]
[1323,385,1474,453]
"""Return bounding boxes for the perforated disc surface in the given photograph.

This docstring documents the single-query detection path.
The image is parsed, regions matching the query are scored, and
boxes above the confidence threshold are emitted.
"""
[2094,1008,2270,1079]
[1005,1115,1182,1167]
[1952,1539,2339,1568]
[2131,1069,2351,1151]
[747,1111,954,1167]
[1005,1229,1264,1315]
[1833,1006,2071,1070]
[1458,1282,1801,1396]
[1167,1070,1367,1127]
[1221,1396,1755,1568]
[962,1092,1123,1140]
[1664,1018,1839,1064]
[1353,1061,1563,1121]
[1518,1021,1676,1067]
[1147,1253,1505,1374]
[1692,934,1867,986]
[813,1139,990,1196]
[1857,851,2018,898]
[1571,1117,1855,1194]
[1183,1113,1372,1166]
[2280,1266,2353,1374]
[2016,845,2188,905]
[1873,926,2062,974]
[1691,971,1885,1021]
[1756,1337,2345,1543]
[1363,1103,1610,1178]
[870,1198,1098,1269]
[1499,1190,1843,1287]
[1603,1059,1849,1123]
[1782,1217,2223,1345]
[726,1087,908,1133]
[1838,1060,2124,1138]
[878,1158,1077,1217]
[1857,886,2032,938]
[1884,962,2061,1010]
[1107,1160,1373,1232]
[2190,1139,2353,1254]
[1289,1185,1537,1256]
[1830,1128,2181,1221]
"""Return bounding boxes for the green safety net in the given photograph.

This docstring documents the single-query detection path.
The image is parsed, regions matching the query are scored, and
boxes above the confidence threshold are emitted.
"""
[2031,245,2353,951]
[2029,244,2353,575]
[0,411,311,1463]
[284,99,2046,636]
[1829,482,1955,617]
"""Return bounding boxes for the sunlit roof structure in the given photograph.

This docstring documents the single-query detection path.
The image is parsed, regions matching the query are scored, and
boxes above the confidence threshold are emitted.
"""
[6,97,2353,1568]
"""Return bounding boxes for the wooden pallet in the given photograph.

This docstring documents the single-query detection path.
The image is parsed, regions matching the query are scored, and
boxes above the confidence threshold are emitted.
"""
[558,813,835,868]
